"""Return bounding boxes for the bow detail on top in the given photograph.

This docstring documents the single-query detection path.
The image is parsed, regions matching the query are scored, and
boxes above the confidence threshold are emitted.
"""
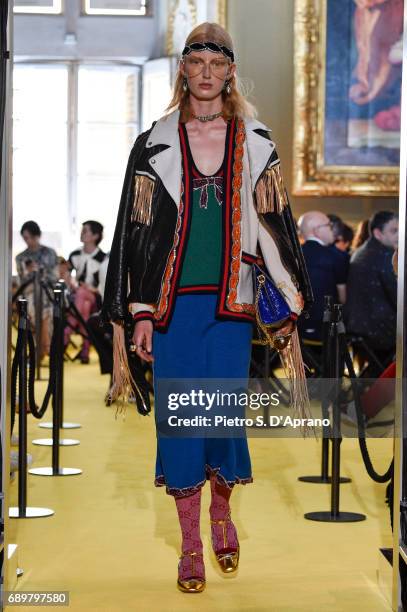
[192,176,223,209]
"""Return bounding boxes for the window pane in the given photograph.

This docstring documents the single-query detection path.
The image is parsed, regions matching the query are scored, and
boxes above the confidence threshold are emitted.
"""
[78,125,137,176]
[13,64,68,265]
[76,176,125,252]
[14,0,62,14]
[77,65,140,252]
[141,58,172,132]
[13,66,67,123]
[78,66,138,124]
[83,0,148,15]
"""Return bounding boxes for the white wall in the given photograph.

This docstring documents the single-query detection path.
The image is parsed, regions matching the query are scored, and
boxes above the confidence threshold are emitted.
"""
[14,0,165,61]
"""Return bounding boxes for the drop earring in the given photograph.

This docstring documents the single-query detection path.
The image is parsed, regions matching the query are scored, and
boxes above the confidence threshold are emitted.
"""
[183,78,188,93]
[225,81,231,95]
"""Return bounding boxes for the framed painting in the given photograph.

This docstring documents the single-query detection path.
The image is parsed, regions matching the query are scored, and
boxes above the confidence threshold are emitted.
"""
[293,0,403,196]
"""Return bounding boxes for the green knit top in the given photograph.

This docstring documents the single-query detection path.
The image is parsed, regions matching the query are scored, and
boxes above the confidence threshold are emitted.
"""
[178,123,228,290]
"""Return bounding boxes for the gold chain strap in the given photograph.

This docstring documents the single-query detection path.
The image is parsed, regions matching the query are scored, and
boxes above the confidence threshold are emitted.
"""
[254,274,271,346]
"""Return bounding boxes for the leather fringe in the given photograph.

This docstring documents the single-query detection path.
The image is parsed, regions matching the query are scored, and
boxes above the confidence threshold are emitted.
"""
[107,322,137,420]
[279,328,316,438]
[131,174,155,225]
[255,164,288,214]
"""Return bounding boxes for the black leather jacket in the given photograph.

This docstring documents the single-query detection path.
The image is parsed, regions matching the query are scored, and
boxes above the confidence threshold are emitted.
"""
[102,115,313,331]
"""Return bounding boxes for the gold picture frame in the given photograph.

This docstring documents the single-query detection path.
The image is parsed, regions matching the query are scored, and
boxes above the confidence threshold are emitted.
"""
[293,0,401,197]
[166,0,227,56]
[216,0,227,28]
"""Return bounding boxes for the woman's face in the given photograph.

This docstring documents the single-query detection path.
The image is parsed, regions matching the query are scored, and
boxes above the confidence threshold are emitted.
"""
[180,49,235,101]
[81,224,98,246]
[22,230,40,250]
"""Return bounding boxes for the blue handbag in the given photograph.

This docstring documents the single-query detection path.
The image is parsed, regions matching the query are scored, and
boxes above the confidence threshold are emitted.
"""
[252,263,315,435]
[251,263,313,434]
[252,262,291,346]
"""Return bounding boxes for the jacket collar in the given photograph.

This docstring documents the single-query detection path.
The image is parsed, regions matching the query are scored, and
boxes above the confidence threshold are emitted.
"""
[244,117,276,189]
[145,110,182,207]
[145,110,275,208]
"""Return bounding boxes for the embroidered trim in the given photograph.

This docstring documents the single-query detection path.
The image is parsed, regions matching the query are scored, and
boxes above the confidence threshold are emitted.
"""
[153,191,184,322]
[131,174,155,226]
[225,118,255,316]
[255,163,288,214]
[154,464,253,497]
[154,125,191,327]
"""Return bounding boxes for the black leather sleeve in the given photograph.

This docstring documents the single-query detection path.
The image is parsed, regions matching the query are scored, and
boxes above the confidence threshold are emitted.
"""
[260,206,313,313]
[101,129,151,323]
[281,202,314,311]
[127,177,178,304]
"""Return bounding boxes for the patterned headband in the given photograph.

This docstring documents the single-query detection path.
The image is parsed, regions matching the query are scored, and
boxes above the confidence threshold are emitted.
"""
[181,41,235,63]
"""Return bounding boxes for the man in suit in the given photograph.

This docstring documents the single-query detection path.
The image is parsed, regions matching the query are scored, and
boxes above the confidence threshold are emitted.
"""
[298,211,348,341]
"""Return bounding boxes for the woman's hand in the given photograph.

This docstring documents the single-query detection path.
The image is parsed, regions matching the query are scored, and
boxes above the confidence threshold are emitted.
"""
[132,320,154,363]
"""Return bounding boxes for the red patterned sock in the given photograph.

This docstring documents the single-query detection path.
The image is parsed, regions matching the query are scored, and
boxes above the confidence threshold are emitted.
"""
[175,490,205,580]
[209,476,239,553]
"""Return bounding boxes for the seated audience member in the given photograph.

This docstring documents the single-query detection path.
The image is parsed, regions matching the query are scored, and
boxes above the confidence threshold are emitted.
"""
[65,220,106,364]
[331,219,354,254]
[345,211,398,368]
[351,219,369,253]
[15,221,58,358]
[297,211,348,342]
[87,253,112,377]
[328,214,352,278]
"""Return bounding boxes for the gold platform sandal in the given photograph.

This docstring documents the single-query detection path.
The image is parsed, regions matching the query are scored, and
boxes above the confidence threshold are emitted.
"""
[177,551,206,593]
[210,513,240,573]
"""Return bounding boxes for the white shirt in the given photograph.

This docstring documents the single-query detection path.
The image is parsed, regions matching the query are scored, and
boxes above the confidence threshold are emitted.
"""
[68,247,106,289]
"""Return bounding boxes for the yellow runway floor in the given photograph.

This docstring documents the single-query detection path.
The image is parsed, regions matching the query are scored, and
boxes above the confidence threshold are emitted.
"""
[7,357,394,611]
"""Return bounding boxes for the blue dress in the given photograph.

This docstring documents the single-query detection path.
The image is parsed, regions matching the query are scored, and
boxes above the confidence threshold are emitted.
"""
[153,294,253,497]
[152,123,254,497]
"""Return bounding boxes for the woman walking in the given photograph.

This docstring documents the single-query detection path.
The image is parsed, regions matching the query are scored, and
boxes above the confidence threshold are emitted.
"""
[102,22,311,593]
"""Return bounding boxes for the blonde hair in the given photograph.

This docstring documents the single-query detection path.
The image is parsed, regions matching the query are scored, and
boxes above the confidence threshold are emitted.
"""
[165,22,257,122]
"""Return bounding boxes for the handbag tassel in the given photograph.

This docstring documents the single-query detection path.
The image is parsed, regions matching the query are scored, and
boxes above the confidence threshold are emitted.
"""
[107,322,142,420]
[279,328,316,437]
[255,164,288,214]
[131,175,155,225]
